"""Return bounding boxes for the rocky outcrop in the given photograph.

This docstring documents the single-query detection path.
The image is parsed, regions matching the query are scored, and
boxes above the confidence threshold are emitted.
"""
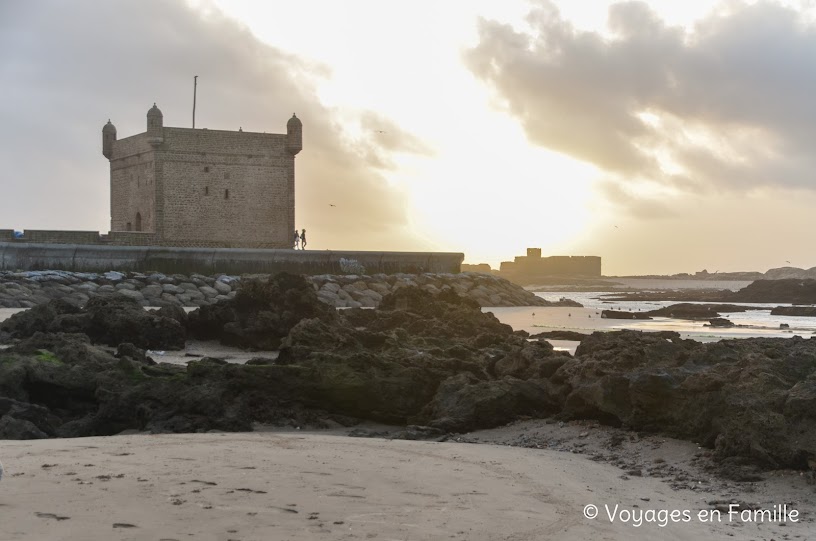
[705,318,735,328]
[770,306,816,317]
[187,273,336,350]
[2,276,814,473]
[605,279,816,306]
[645,303,761,319]
[0,270,576,309]
[557,331,816,469]
[529,330,587,341]
[601,310,652,320]
[0,295,185,350]
[729,279,816,304]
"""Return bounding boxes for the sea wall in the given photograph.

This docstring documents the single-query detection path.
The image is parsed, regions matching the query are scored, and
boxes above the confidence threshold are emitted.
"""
[0,270,575,309]
[0,242,463,276]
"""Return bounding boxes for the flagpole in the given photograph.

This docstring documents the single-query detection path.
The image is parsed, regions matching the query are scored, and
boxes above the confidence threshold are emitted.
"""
[192,75,198,129]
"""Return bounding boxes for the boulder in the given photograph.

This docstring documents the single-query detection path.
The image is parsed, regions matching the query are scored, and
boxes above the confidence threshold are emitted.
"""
[187,273,337,349]
[0,295,185,350]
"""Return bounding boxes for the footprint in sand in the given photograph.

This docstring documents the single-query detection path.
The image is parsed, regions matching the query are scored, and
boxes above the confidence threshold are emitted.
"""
[35,512,70,521]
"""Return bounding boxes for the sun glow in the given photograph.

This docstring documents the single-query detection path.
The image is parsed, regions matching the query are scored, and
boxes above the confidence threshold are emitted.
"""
[205,0,760,268]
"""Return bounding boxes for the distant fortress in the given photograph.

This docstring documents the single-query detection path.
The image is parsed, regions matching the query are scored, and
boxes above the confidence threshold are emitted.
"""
[500,249,601,277]
[464,248,601,284]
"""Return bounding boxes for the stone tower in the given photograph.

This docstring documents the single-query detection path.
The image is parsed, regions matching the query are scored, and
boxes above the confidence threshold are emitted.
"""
[102,105,302,248]
[102,120,116,159]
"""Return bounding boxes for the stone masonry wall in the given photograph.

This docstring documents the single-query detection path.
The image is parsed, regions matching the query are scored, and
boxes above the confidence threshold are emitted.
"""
[107,127,294,249]
[109,134,156,233]
[157,129,293,248]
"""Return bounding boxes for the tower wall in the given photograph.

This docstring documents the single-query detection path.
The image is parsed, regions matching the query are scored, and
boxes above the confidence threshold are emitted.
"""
[155,128,293,248]
[104,109,298,249]
[108,134,156,233]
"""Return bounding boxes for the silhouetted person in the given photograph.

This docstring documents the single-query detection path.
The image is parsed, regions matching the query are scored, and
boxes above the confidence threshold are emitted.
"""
[300,229,307,250]
[293,229,300,250]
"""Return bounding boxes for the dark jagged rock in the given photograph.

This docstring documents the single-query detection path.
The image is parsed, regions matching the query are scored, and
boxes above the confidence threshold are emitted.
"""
[422,373,560,432]
[705,318,735,328]
[556,330,816,469]
[187,273,336,349]
[730,279,816,304]
[529,330,587,341]
[771,306,816,317]
[601,310,652,320]
[150,303,188,325]
[0,295,185,350]
[646,303,759,319]
[0,299,80,341]
[275,287,571,427]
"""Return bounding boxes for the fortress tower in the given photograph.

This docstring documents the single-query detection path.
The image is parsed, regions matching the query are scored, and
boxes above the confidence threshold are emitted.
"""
[102,105,302,248]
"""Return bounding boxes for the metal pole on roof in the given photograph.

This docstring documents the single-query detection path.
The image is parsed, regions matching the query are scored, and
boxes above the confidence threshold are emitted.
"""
[193,75,198,129]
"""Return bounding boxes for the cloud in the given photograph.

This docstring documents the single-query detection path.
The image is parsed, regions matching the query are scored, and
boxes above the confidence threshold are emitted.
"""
[0,0,426,249]
[465,1,816,215]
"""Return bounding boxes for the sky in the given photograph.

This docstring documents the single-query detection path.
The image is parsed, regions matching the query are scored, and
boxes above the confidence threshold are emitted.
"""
[2,0,816,275]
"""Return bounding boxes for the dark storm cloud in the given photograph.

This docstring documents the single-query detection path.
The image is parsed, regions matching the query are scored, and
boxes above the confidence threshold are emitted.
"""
[465,1,816,215]
[0,0,422,247]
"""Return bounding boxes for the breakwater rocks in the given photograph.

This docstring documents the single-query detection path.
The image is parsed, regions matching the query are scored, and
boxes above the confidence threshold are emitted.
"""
[0,270,577,309]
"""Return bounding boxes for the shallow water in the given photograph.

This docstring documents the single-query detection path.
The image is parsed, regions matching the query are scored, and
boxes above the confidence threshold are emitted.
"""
[484,292,816,347]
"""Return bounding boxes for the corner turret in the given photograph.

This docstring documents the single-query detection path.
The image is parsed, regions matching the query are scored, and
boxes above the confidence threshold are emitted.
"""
[286,113,302,155]
[102,120,117,159]
[146,103,164,146]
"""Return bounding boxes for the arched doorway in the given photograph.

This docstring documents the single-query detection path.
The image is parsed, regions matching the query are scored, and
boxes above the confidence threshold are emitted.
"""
[135,212,142,232]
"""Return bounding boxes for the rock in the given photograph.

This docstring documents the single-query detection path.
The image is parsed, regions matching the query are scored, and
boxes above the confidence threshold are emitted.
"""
[0,415,50,439]
[199,286,219,298]
[0,295,185,350]
[771,306,816,317]
[529,330,587,341]
[141,285,164,299]
[705,318,735,328]
[151,304,188,325]
[0,299,81,340]
[601,310,652,320]
[115,343,155,365]
[212,281,232,295]
[647,304,760,319]
[117,289,145,302]
[187,273,337,350]
[730,279,816,304]
[162,284,186,295]
[558,330,816,469]
[423,373,558,432]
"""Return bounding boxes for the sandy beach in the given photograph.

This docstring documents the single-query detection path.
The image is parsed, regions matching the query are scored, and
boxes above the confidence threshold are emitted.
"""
[2,427,811,541]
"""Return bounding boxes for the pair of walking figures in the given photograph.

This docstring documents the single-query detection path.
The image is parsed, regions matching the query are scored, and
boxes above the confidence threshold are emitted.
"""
[293,229,307,250]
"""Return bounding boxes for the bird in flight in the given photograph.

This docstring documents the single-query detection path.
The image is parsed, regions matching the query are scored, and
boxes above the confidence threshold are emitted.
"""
[786,260,791,264]
[329,204,336,207]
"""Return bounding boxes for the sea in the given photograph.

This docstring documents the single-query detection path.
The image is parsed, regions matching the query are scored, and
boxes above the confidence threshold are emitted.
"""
[486,279,816,351]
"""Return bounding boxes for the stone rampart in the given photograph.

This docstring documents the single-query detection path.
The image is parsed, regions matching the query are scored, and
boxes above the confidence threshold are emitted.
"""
[0,242,463,276]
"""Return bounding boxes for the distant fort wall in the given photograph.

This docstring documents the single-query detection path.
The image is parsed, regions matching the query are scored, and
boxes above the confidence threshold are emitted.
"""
[0,240,463,276]
[500,248,601,280]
